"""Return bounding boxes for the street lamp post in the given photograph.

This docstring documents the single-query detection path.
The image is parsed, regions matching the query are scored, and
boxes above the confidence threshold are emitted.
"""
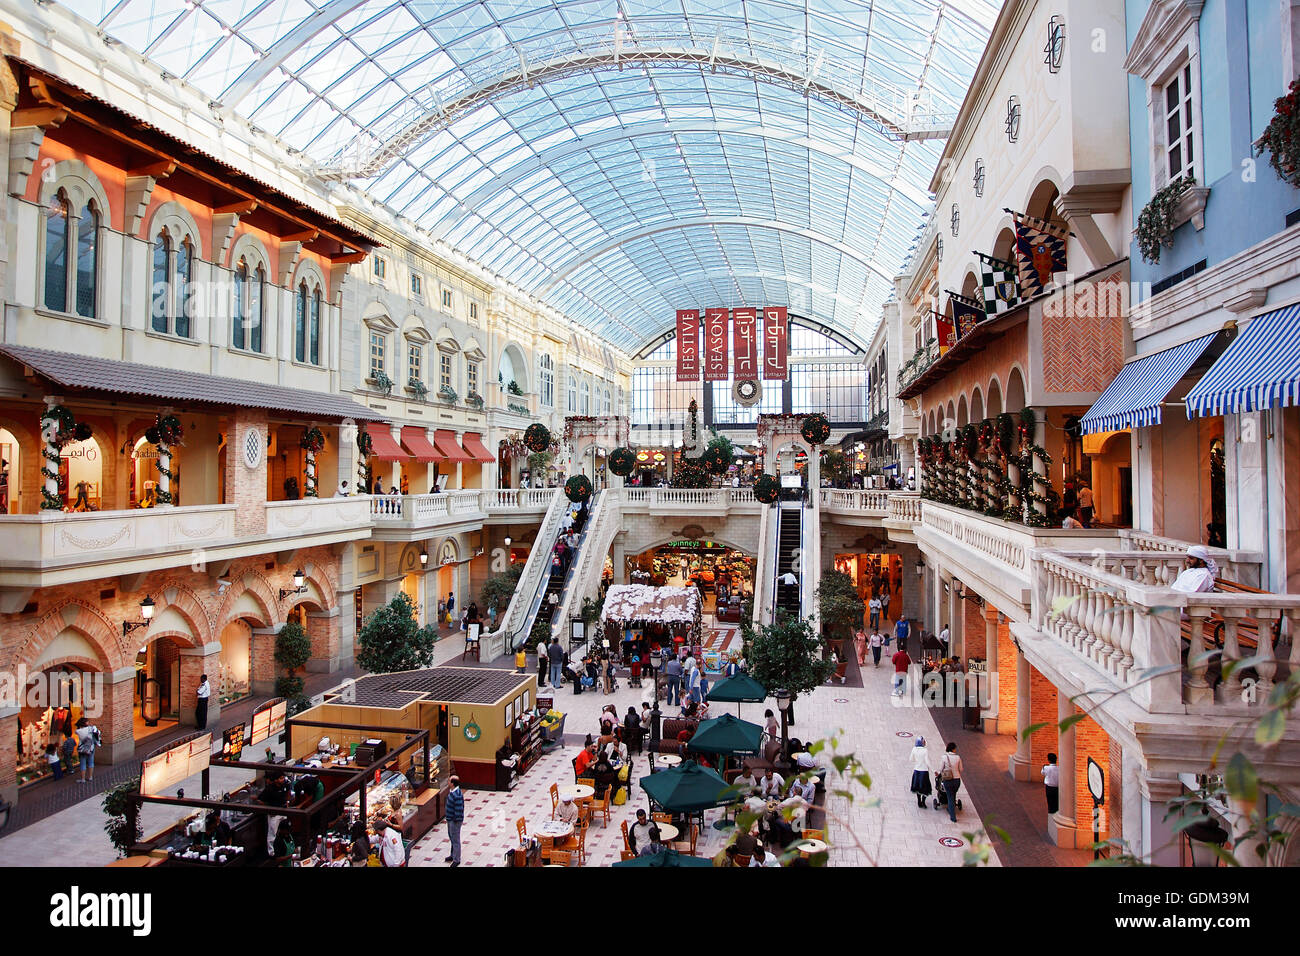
[776,687,792,756]
[649,649,663,761]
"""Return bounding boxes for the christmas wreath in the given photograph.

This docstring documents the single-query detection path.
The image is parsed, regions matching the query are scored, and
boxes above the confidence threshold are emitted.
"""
[155,414,184,447]
[524,423,552,453]
[800,413,831,446]
[996,413,1016,457]
[564,474,593,504]
[300,426,325,454]
[702,443,732,475]
[356,427,375,458]
[608,446,636,477]
[754,473,781,504]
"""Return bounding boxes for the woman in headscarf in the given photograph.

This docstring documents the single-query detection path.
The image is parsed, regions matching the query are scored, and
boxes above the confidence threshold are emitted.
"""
[1171,545,1218,593]
[910,735,933,808]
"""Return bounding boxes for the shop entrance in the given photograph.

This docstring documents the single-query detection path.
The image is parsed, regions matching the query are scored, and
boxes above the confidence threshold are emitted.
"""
[833,551,904,624]
[216,619,254,705]
[133,636,184,738]
[626,542,755,620]
[0,427,20,513]
[17,663,91,786]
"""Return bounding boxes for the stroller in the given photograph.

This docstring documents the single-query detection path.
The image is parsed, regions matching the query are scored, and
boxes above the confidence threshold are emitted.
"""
[933,772,963,813]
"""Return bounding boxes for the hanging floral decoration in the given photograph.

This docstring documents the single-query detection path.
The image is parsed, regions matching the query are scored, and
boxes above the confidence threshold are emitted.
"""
[753,473,781,504]
[608,447,636,477]
[300,427,325,454]
[701,443,732,475]
[523,423,552,453]
[686,400,701,451]
[299,426,325,498]
[800,413,831,446]
[356,427,374,457]
[1255,78,1300,187]
[564,474,593,504]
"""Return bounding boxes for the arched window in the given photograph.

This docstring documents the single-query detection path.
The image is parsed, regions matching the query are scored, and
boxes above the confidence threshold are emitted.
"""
[75,202,98,318]
[44,192,69,314]
[45,193,100,318]
[250,265,265,353]
[295,282,308,362]
[567,373,577,413]
[176,237,194,338]
[233,259,246,349]
[233,257,266,353]
[310,286,322,365]
[539,354,555,407]
[151,229,171,334]
[580,380,590,414]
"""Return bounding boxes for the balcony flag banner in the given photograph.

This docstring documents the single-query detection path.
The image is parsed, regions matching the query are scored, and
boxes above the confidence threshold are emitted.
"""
[676,309,700,382]
[733,307,758,379]
[945,292,985,340]
[763,306,788,381]
[975,251,1020,317]
[933,311,955,354]
[705,307,730,382]
[1009,210,1069,297]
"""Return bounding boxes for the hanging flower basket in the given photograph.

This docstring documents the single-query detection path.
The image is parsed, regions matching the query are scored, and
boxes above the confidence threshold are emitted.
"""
[608,446,636,477]
[1135,175,1195,264]
[800,413,831,446]
[754,473,781,504]
[523,423,552,453]
[564,474,593,503]
[702,443,732,475]
[1256,78,1300,187]
[300,426,325,454]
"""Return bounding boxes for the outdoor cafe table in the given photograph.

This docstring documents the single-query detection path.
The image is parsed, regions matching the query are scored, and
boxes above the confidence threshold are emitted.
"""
[536,820,574,841]
[800,838,828,856]
[655,754,683,768]
[654,822,680,842]
[559,784,595,802]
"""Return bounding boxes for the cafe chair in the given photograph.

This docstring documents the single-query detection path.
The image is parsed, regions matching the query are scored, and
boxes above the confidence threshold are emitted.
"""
[620,848,637,862]
[670,823,699,856]
[620,820,632,853]
[549,849,572,867]
[591,791,612,828]
[652,811,672,824]
[558,820,588,866]
[549,783,560,819]
[516,817,527,843]
[577,775,596,796]
[538,835,554,863]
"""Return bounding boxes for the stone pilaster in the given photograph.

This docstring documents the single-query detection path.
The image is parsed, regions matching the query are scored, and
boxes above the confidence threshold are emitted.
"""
[224,408,269,536]
[305,607,342,674]
[178,642,222,728]
[99,668,138,766]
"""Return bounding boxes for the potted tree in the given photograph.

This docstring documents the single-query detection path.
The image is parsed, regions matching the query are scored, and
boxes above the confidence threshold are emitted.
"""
[356,592,438,673]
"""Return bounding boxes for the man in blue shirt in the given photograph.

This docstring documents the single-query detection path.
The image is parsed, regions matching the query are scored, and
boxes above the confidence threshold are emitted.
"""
[893,617,910,652]
[444,775,464,867]
[663,655,684,706]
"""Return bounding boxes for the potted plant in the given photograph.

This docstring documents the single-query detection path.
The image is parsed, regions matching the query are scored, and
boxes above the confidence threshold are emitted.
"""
[507,380,524,396]
[1256,78,1300,186]
[1135,175,1196,264]
[437,384,458,404]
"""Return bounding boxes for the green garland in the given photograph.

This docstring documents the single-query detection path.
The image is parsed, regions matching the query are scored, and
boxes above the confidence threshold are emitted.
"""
[39,406,79,510]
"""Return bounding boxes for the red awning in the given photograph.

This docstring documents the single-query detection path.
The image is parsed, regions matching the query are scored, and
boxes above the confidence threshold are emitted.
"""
[434,429,473,463]
[400,426,442,463]
[363,424,407,461]
[461,432,496,463]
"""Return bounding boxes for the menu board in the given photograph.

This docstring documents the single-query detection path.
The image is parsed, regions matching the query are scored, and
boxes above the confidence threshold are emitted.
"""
[220,723,246,761]
[140,733,212,797]
[248,699,287,746]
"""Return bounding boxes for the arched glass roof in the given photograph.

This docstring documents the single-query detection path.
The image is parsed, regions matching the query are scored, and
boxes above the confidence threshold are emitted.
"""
[60,0,999,351]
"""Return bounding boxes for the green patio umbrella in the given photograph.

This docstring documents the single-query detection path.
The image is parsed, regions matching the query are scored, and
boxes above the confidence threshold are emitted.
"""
[639,759,737,813]
[612,848,713,867]
[686,713,763,757]
[706,673,768,716]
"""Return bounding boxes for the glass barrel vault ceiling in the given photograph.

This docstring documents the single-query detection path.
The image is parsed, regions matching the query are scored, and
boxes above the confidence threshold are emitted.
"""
[60,0,999,352]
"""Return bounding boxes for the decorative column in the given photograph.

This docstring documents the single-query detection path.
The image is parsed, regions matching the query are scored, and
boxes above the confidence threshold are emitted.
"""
[224,408,269,536]
[337,420,357,495]
[1049,694,1080,848]
[0,706,17,807]
[1138,773,1185,866]
[302,425,320,497]
[39,397,64,510]
[1009,650,1032,780]
[982,606,1000,731]
[947,577,963,661]
[98,668,139,765]
[305,607,343,674]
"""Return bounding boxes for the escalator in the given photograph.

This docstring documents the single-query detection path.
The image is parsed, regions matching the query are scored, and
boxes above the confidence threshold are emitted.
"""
[773,501,803,618]
[510,493,597,651]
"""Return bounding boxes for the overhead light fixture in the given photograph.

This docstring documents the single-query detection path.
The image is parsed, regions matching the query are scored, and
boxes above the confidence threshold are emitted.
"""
[123,596,155,635]
[419,548,429,567]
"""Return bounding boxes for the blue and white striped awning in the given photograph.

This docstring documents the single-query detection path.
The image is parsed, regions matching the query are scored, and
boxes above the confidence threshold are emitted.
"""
[1186,304,1300,417]
[1080,332,1220,435]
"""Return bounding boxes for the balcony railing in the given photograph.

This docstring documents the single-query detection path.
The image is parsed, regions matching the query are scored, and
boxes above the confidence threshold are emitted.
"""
[620,487,761,511]
[368,489,487,528]
[1117,529,1263,588]
[1033,550,1300,715]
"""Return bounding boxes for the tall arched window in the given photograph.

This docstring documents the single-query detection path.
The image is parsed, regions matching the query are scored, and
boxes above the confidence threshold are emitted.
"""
[175,237,194,338]
[539,353,555,407]
[567,373,577,414]
[250,265,265,353]
[233,259,247,350]
[580,380,590,414]
[74,202,98,318]
[151,229,171,333]
[44,193,69,314]
[295,282,308,363]
[310,286,322,365]
[233,257,265,353]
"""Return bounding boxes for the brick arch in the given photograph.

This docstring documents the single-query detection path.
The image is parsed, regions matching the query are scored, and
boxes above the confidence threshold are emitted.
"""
[29,654,103,675]
[215,569,277,631]
[145,581,215,647]
[8,600,125,673]
[280,564,337,617]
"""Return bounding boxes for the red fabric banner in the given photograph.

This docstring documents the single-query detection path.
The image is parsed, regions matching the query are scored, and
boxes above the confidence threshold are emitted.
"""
[704,308,730,382]
[732,307,758,379]
[935,315,955,353]
[762,306,788,381]
[676,309,700,382]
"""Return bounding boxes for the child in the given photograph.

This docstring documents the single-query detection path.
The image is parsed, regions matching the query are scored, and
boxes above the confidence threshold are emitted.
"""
[515,646,528,675]
[46,743,63,780]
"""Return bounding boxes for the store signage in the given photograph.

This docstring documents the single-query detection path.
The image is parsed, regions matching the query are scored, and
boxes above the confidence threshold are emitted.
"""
[221,722,246,761]
[733,307,758,379]
[704,307,729,382]
[248,698,287,746]
[763,306,788,380]
[140,732,212,797]
[676,309,700,382]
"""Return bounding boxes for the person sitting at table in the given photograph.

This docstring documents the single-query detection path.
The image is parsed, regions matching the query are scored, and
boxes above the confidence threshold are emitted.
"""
[628,809,654,854]
[679,697,699,720]
[592,754,618,799]
[574,743,597,778]
[758,768,786,799]
[750,836,782,867]
[601,736,628,768]
[733,764,761,796]
[556,793,581,826]
[637,825,666,857]
[599,705,618,735]
[759,805,796,850]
